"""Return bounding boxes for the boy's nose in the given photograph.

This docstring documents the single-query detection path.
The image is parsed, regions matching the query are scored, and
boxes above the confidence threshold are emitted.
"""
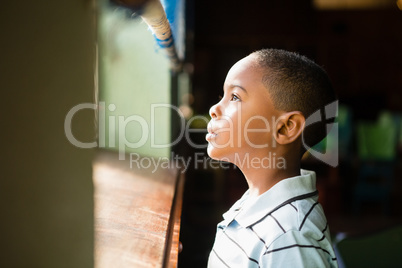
[209,103,220,119]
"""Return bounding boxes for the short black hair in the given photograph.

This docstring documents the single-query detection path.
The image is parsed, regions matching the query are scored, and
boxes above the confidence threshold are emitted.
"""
[251,48,337,151]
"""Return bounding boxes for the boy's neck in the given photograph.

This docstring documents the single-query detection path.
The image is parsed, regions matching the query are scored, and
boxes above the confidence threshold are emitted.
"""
[240,153,301,198]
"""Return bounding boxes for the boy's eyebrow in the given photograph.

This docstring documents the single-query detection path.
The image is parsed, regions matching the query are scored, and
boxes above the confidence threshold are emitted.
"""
[228,84,248,95]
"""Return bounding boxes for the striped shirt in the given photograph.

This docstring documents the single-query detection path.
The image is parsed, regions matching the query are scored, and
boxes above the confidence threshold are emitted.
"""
[208,169,338,268]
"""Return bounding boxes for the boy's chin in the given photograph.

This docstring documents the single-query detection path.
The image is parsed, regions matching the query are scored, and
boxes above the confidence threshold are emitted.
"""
[206,146,219,160]
[207,144,231,162]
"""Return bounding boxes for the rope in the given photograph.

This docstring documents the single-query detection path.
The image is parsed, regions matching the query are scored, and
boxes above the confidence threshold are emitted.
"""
[140,0,181,71]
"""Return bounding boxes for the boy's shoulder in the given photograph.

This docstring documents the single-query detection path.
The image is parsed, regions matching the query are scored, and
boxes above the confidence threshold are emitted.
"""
[210,171,337,267]
[261,195,327,240]
[243,172,334,263]
[227,170,319,227]
[219,170,328,239]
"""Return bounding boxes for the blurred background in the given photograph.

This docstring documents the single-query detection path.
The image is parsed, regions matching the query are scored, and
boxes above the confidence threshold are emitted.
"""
[179,0,402,267]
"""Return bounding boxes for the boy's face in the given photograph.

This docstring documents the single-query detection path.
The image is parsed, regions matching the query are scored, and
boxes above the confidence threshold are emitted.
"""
[207,55,282,163]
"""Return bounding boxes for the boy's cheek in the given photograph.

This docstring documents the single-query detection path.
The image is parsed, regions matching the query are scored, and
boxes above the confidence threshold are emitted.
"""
[242,131,271,148]
[210,130,271,150]
[240,115,272,148]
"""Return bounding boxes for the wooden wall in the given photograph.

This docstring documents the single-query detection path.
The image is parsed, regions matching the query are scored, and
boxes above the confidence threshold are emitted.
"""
[0,1,95,266]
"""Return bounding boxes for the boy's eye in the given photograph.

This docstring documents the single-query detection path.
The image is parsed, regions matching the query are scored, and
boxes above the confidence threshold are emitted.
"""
[230,94,240,101]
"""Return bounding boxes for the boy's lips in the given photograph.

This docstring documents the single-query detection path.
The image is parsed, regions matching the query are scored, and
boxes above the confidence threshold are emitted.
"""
[206,132,217,142]
[206,122,217,141]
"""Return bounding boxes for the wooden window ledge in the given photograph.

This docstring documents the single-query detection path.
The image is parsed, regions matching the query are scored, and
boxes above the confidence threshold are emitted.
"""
[93,150,184,267]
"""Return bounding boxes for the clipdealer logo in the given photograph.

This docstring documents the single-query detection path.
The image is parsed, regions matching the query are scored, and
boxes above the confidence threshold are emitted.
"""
[64,101,339,168]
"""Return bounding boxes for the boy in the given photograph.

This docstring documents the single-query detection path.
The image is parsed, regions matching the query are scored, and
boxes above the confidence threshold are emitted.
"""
[206,49,338,267]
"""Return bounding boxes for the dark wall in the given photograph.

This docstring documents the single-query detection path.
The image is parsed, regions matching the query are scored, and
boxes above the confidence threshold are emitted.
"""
[179,2,402,267]
[191,1,402,118]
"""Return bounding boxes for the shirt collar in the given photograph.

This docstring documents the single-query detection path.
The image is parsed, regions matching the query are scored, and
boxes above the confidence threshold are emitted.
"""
[222,169,318,228]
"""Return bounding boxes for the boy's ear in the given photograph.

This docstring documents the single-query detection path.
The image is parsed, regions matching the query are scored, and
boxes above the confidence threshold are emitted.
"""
[274,111,305,145]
